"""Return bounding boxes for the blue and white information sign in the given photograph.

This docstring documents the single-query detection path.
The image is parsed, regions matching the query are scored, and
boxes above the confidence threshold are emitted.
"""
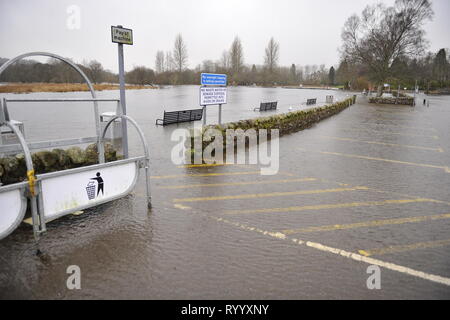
[201,73,227,86]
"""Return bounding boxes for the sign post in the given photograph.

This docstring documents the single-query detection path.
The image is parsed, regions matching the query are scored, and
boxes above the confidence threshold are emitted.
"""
[199,73,227,126]
[111,25,133,158]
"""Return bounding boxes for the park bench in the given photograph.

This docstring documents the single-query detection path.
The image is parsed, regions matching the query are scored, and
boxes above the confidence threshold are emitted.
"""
[254,101,278,112]
[306,98,317,105]
[156,108,203,125]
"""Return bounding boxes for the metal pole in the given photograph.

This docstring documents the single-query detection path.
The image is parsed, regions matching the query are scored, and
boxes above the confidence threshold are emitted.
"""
[218,104,222,125]
[414,80,417,106]
[203,106,206,126]
[117,29,129,159]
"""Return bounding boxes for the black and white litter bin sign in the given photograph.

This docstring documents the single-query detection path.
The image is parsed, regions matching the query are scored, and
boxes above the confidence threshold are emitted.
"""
[86,181,96,200]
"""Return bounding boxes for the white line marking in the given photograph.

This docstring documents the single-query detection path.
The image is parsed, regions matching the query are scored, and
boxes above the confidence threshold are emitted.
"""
[212,217,450,287]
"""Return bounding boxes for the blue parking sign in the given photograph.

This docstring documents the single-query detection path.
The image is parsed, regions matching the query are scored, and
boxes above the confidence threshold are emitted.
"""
[201,73,227,86]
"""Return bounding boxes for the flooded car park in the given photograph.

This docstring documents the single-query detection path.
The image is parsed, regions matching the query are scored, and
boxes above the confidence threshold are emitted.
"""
[1,87,450,299]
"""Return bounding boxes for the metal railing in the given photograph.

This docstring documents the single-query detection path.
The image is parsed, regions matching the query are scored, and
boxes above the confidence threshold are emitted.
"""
[0,97,122,160]
[0,52,150,245]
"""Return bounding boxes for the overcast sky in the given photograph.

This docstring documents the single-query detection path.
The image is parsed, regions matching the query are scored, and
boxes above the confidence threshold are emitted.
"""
[0,0,449,72]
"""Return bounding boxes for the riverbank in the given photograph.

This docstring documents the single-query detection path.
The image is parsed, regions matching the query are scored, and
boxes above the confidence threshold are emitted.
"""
[0,82,157,94]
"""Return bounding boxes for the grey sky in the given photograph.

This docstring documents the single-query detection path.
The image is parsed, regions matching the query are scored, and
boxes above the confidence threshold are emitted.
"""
[0,0,448,72]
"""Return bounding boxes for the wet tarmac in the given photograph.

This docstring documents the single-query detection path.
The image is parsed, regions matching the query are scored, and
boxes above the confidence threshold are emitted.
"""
[1,88,449,299]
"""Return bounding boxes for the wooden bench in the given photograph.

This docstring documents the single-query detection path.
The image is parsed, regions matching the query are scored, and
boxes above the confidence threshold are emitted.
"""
[254,101,278,112]
[306,98,317,106]
[156,108,203,126]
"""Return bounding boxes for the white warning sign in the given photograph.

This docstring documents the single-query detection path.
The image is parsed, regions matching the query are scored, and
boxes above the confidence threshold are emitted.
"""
[199,87,227,106]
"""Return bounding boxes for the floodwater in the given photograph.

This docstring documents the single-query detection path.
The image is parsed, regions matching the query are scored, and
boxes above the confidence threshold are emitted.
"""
[1,86,450,299]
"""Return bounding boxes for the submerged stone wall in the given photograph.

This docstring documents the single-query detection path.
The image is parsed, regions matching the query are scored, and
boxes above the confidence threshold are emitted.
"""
[0,143,119,185]
[187,96,356,160]
[369,96,414,106]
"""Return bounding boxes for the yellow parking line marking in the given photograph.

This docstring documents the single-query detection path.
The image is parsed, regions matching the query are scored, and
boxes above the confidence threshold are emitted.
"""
[370,116,432,124]
[343,127,439,139]
[174,203,192,210]
[363,186,450,206]
[283,213,450,235]
[173,186,369,203]
[212,216,450,286]
[355,110,425,119]
[151,171,262,180]
[225,198,435,215]
[362,107,415,113]
[320,151,450,172]
[366,122,437,132]
[319,136,444,153]
[159,178,317,190]
[340,119,436,132]
[274,171,450,207]
[359,239,450,257]
[365,109,417,115]
[177,163,234,168]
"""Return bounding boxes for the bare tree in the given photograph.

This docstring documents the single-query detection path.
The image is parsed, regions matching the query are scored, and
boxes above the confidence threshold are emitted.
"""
[304,65,311,81]
[328,66,336,85]
[165,51,174,72]
[202,60,215,72]
[173,34,188,73]
[341,0,433,95]
[83,60,104,84]
[126,66,155,85]
[220,50,231,70]
[230,36,244,75]
[264,37,279,73]
[290,64,296,84]
[155,51,165,73]
[433,48,449,85]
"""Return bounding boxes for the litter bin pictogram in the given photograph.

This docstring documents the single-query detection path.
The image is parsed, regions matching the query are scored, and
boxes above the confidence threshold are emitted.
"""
[86,181,96,200]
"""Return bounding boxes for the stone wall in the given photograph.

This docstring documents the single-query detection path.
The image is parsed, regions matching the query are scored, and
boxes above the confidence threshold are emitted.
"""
[0,143,118,185]
[369,97,414,106]
[187,96,356,161]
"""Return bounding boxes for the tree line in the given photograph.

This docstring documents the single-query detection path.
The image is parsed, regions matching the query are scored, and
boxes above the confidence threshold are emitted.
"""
[0,57,155,86]
[0,38,338,87]
[1,0,448,92]
[153,34,337,86]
